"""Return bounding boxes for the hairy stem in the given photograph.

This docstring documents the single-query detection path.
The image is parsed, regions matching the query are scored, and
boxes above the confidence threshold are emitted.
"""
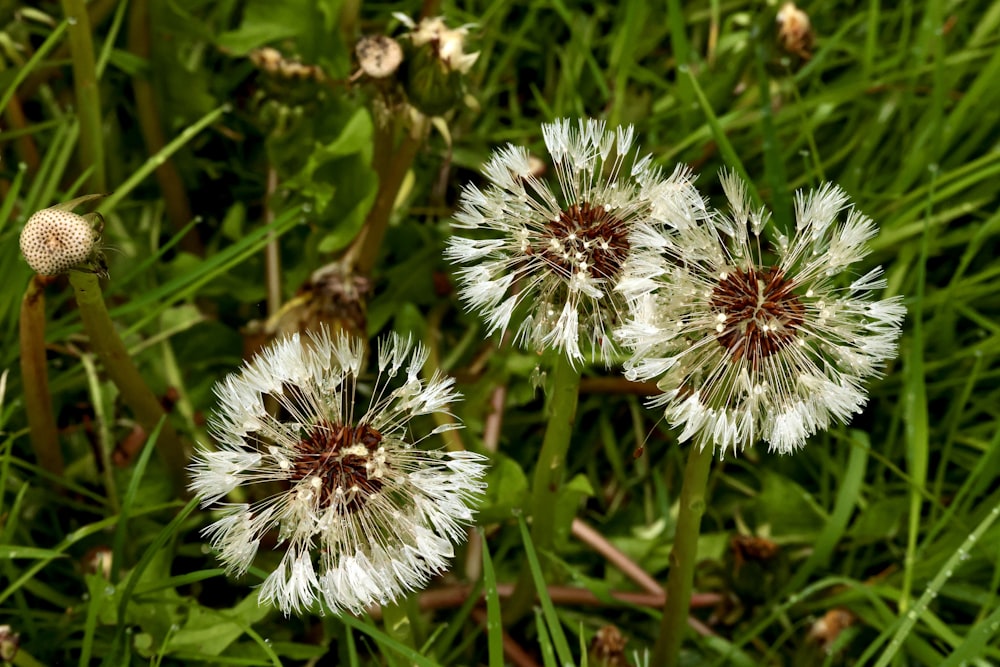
[653,444,714,666]
[61,0,106,192]
[19,276,64,478]
[506,353,582,620]
[68,271,187,490]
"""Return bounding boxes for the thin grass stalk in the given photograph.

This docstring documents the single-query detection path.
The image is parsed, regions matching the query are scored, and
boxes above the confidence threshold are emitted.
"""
[60,0,106,192]
[506,352,582,620]
[653,443,714,666]
[68,271,187,490]
[264,165,282,316]
[19,276,64,478]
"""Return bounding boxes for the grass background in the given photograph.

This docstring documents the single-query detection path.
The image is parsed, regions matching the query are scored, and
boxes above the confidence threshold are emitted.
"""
[1,0,999,665]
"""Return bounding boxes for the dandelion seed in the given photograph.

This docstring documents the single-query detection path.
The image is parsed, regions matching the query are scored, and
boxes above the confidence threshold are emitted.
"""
[446,118,706,365]
[617,173,905,456]
[189,329,488,615]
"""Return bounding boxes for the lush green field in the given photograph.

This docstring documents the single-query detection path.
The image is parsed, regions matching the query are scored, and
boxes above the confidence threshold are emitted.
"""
[2,0,999,665]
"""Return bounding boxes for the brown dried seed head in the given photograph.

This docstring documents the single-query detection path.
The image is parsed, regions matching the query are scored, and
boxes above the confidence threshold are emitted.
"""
[356,35,404,79]
[20,208,97,275]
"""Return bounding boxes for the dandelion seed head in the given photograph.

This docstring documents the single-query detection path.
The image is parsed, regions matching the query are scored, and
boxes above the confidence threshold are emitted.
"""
[618,175,905,456]
[446,118,705,365]
[189,329,488,616]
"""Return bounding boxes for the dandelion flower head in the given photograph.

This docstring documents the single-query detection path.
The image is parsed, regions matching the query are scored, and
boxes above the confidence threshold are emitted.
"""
[446,118,705,364]
[189,329,487,615]
[617,173,906,456]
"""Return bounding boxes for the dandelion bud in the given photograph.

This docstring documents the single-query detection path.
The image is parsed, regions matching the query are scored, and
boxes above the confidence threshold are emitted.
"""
[394,14,479,116]
[20,207,101,276]
[356,35,404,79]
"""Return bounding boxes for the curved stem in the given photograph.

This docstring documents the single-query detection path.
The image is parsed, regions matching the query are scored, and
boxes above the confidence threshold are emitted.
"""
[506,353,581,620]
[20,276,63,478]
[68,271,187,491]
[653,444,714,666]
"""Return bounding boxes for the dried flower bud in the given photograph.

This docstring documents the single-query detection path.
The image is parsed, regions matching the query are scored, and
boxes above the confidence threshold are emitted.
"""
[588,625,630,667]
[0,625,19,662]
[776,2,814,60]
[404,16,479,74]
[356,35,404,79]
[249,47,326,82]
[393,13,479,116]
[20,207,101,275]
[82,545,114,579]
[808,608,856,653]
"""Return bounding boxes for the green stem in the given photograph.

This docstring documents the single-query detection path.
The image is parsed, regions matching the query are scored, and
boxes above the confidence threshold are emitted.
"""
[653,444,714,667]
[127,0,201,255]
[347,112,428,276]
[68,271,187,491]
[61,0,106,193]
[19,276,64,479]
[506,352,582,620]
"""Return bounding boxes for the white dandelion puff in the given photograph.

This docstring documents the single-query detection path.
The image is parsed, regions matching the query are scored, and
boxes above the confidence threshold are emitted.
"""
[617,173,905,456]
[446,117,707,365]
[188,329,488,615]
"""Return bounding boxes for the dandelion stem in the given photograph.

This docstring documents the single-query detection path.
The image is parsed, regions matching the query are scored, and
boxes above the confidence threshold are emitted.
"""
[653,444,714,666]
[60,0,106,193]
[68,271,188,490]
[19,276,64,479]
[507,352,581,620]
[348,113,428,276]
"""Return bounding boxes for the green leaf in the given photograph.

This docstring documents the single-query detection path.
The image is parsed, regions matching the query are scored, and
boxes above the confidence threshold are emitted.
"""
[167,592,272,656]
[477,454,528,524]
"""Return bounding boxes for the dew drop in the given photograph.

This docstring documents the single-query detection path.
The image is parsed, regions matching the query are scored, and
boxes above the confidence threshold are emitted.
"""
[67,16,78,25]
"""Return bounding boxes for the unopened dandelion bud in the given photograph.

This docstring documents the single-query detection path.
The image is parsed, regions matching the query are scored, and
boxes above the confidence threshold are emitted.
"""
[20,207,103,276]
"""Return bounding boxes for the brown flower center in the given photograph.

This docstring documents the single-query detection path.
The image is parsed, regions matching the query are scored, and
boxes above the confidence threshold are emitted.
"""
[289,422,385,512]
[710,266,804,364]
[537,202,630,280]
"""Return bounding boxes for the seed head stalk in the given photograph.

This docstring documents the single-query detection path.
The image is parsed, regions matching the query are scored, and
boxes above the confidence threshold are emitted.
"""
[68,271,187,490]
[653,443,713,666]
[20,276,64,479]
[507,351,581,619]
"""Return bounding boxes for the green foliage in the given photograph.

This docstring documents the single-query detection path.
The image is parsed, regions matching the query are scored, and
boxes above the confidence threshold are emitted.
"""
[1,0,999,665]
